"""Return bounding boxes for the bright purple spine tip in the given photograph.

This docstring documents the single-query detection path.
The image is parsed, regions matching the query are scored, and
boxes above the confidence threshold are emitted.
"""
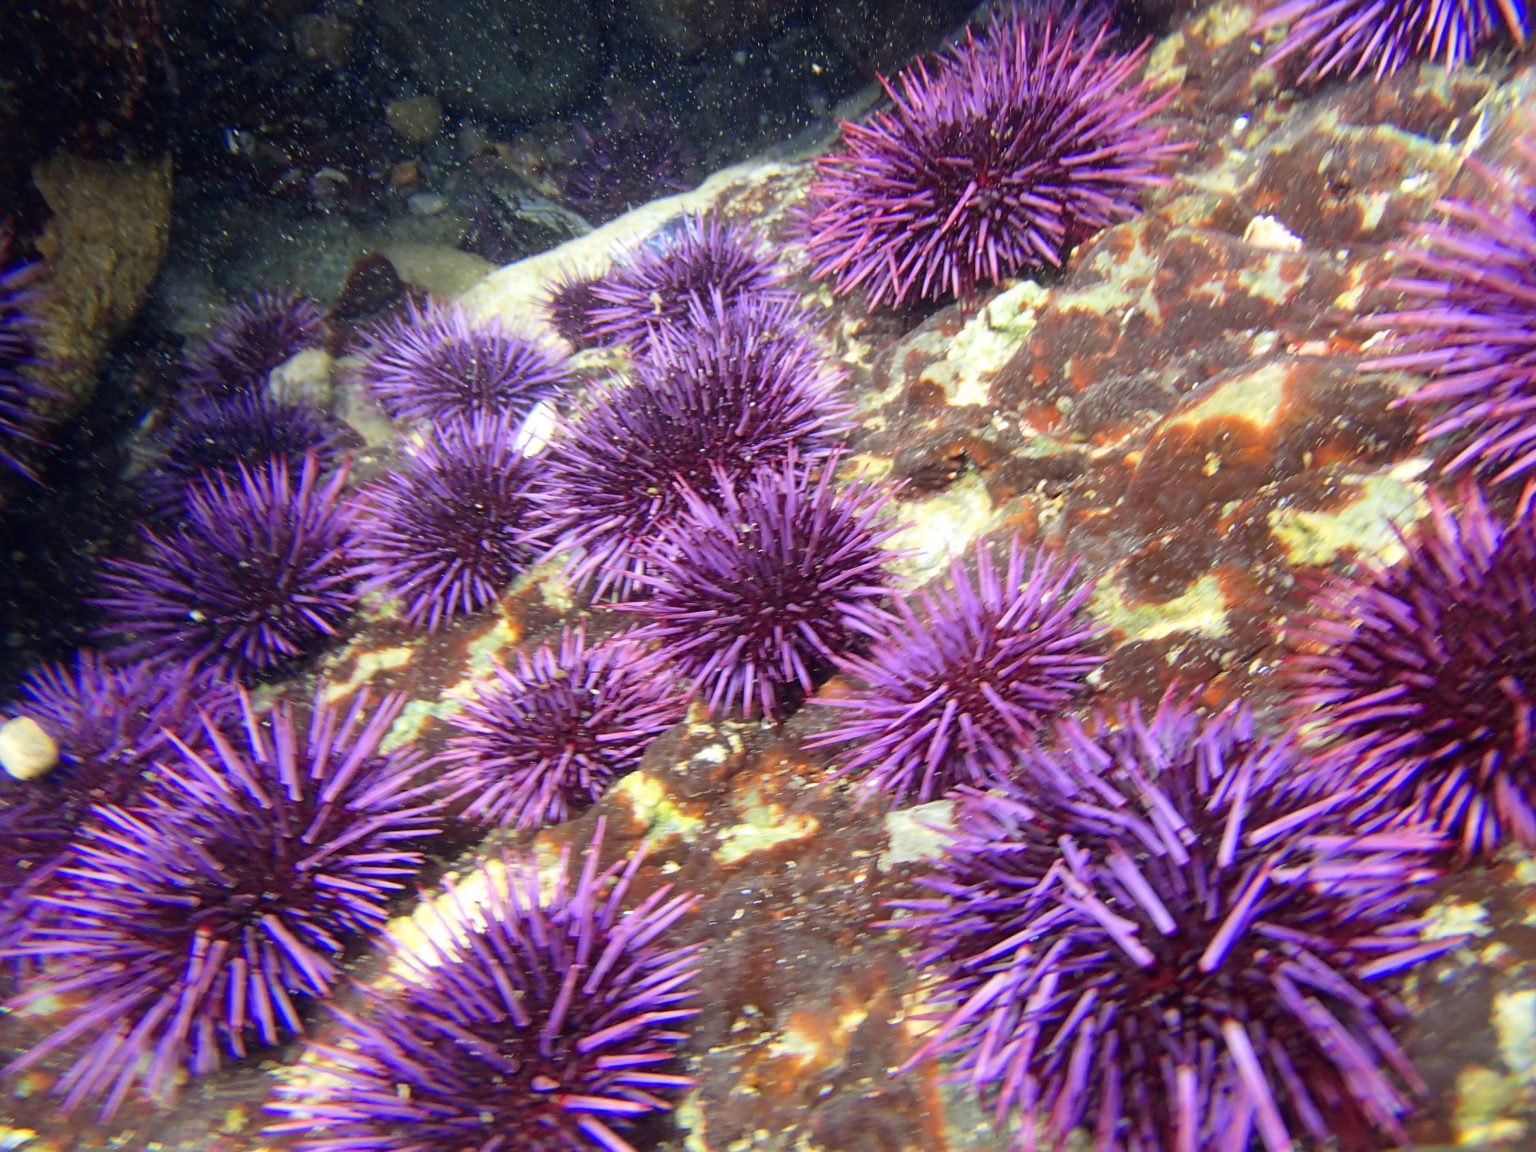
[891,695,1452,1152]
[539,292,853,599]
[356,297,574,426]
[3,689,439,1118]
[808,536,1103,805]
[587,214,793,353]
[1258,0,1528,83]
[1365,157,1536,482]
[180,288,326,400]
[434,625,691,830]
[1285,483,1536,856]
[802,7,1182,310]
[93,453,363,682]
[615,452,904,721]
[266,820,700,1152]
[352,411,544,633]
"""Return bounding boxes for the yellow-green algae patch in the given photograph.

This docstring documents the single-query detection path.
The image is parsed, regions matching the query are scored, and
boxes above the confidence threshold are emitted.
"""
[887,471,999,586]
[1268,464,1430,568]
[322,643,413,705]
[714,784,819,866]
[1165,360,1286,430]
[879,800,955,872]
[1091,571,1230,643]
[918,280,1049,407]
[612,770,706,845]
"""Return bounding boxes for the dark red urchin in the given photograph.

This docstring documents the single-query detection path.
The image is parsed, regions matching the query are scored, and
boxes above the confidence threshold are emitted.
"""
[1363,158,1536,482]
[4,689,439,1117]
[1284,483,1536,856]
[0,221,59,479]
[356,297,574,427]
[181,289,327,400]
[540,293,853,599]
[587,214,793,354]
[93,454,363,682]
[266,820,700,1152]
[892,696,1452,1152]
[1257,0,1527,83]
[134,391,354,519]
[434,626,691,830]
[801,6,1182,311]
[352,412,544,633]
[540,266,610,351]
[807,536,1103,805]
[614,452,904,720]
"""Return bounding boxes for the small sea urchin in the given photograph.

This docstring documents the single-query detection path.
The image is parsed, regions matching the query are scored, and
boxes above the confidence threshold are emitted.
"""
[1258,0,1528,83]
[135,392,352,518]
[894,697,1450,1152]
[1286,484,1536,855]
[616,453,903,720]
[356,298,573,426]
[267,822,699,1152]
[588,214,791,353]
[353,412,543,632]
[802,7,1181,309]
[181,289,326,400]
[1365,158,1536,482]
[540,293,852,598]
[94,454,362,681]
[808,537,1102,805]
[5,690,438,1117]
[435,626,691,830]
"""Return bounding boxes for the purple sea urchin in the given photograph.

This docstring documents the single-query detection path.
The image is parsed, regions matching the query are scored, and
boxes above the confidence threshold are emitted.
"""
[1258,0,1528,83]
[1365,159,1536,482]
[894,696,1450,1152]
[802,8,1181,310]
[588,215,791,353]
[352,412,543,633]
[616,453,903,720]
[267,821,699,1152]
[356,297,573,426]
[5,690,438,1117]
[435,626,691,830]
[1285,484,1536,856]
[181,289,326,400]
[541,266,610,351]
[135,392,353,518]
[94,454,362,681]
[12,650,240,814]
[540,293,853,598]
[808,537,1102,805]
[0,222,56,478]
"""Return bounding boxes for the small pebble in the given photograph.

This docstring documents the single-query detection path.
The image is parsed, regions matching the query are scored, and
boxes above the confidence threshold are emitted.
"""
[0,716,59,781]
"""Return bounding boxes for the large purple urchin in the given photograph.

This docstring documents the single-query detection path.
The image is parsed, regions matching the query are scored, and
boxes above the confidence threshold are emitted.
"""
[1284,483,1536,856]
[801,7,1182,310]
[1363,159,1536,482]
[434,625,691,830]
[4,689,438,1117]
[0,222,58,479]
[614,452,904,720]
[181,289,327,400]
[93,453,363,682]
[587,214,792,354]
[352,412,544,633]
[135,391,353,518]
[807,536,1103,805]
[266,820,700,1152]
[892,696,1451,1152]
[540,266,610,351]
[1257,0,1527,83]
[540,293,853,599]
[356,297,574,426]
